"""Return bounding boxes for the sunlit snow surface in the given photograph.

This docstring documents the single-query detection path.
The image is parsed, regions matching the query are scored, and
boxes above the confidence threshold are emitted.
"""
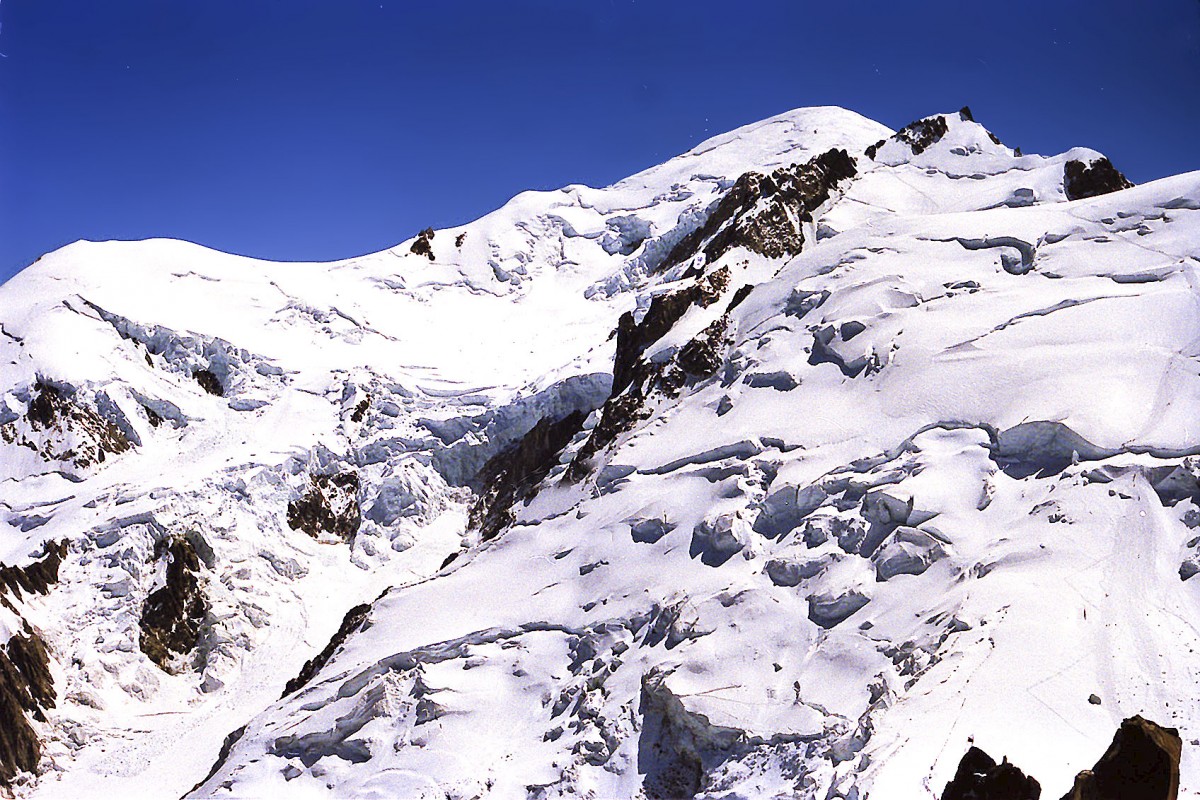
[2,107,1200,799]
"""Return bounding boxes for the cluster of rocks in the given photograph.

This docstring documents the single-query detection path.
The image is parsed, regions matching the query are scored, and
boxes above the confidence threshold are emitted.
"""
[942,715,1181,800]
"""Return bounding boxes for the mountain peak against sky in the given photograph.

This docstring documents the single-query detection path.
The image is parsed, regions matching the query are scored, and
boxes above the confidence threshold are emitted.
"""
[615,105,894,189]
[0,105,1196,799]
[5,1,1198,284]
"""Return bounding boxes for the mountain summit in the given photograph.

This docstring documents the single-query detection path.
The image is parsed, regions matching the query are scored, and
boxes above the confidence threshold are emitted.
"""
[1,106,1196,799]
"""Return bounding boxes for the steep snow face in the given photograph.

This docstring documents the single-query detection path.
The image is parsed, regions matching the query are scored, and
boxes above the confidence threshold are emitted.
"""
[0,107,891,798]
[3,106,1197,799]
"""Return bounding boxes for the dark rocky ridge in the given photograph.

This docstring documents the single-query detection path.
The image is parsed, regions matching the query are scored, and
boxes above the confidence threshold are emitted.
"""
[675,316,730,378]
[866,113,952,160]
[942,746,1041,799]
[1064,158,1133,201]
[570,150,860,483]
[286,472,362,542]
[0,541,67,607]
[568,280,733,483]
[138,536,210,671]
[611,266,730,397]
[940,716,1181,800]
[1061,715,1181,800]
[0,628,55,787]
[656,148,857,275]
[282,602,372,698]
[190,724,248,795]
[470,410,587,541]
[0,541,67,787]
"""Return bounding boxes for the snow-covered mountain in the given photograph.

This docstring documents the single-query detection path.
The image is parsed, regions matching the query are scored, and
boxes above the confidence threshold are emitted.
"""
[1,105,1197,799]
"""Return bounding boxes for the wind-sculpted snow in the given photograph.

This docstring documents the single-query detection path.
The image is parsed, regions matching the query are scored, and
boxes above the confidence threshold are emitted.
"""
[2,106,1200,798]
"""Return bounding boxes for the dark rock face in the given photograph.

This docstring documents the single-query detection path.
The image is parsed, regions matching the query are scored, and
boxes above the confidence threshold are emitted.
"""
[469,411,586,541]
[1061,716,1181,800]
[612,266,730,396]
[0,542,66,786]
[567,391,650,483]
[867,114,950,159]
[1064,158,1133,201]
[193,368,224,396]
[139,537,210,671]
[703,149,857,263]
[191,724,248,794]
[410,227,436,260]
[572,154,857,483]
[287,472,362,542]
[1,381,132,468]
[939,717,1181,800]
[657,148,857,274]
[569,269,732,482]
[0,541,68,605]
[675,316,730,379]
[282,602,371,697]
[896,114,950,156]
[0,627,55,787]
[942,746,1041,799]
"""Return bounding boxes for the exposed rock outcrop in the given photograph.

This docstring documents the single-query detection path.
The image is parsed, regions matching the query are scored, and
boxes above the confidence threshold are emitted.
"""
[941,746,1041,799]
[611,266,730,396]
[0,627,55,787]
[469,410,586,541]
[569,270,733,482]
[287,471,362,542]
[940,717,1181,800]
[1,380,132,469]
[570,153,858,483]
[0,543,66,788]
[867,113,951,160]
[675,315,730,379]
[658,148,857,274]
[282,602,372,697]
[1064,158,1133,201]
[410,227,436,260]
[191,724,248,795]
[1061,716,1181,800]
[0,541,68,605]
[193,368,224,396]
[138,536,209,671]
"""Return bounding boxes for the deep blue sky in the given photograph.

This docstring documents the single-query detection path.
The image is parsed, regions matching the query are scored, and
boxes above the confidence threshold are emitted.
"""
[2,1,1198,284]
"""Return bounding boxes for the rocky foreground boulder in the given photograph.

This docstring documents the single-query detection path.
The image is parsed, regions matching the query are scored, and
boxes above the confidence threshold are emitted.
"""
[942,716,1181,800]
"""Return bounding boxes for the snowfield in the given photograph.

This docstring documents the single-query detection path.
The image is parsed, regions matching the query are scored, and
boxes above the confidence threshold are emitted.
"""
[1,105,1198,799]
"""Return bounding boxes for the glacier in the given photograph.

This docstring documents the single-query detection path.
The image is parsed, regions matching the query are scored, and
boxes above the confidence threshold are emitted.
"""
[0,105,1198,798]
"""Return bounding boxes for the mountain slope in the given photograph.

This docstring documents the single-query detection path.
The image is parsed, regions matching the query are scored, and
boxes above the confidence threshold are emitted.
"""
[2,106,1198,799]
